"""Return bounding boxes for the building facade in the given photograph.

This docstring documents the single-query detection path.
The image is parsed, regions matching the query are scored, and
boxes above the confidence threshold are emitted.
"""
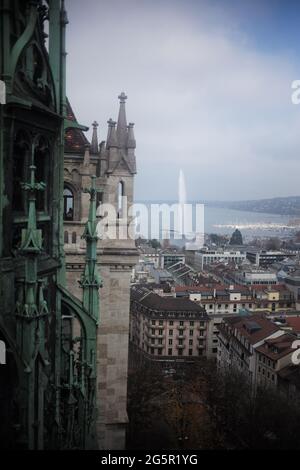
[194,249,246,271]
[130,285,210,362]
[63,93,138,449]
[217,315,288,389]
[0,0,99,449]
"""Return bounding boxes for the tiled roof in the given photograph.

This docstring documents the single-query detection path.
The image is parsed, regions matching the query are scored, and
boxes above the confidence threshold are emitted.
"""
[131,286,208,317]
[222,314,280,345]
[256,334,295,360]
[64,99,90,154]
[286,317,300,333]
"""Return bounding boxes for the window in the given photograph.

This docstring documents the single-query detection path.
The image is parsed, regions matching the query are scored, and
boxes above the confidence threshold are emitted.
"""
[151,348,154,354]
[159,320,163,326]
[117,181,125,218]
[178,349,183,356]
[169,321,173,326]
[180,321,184,326]
[168,349,172,356]
[152,328,155,335]
[189,330,193,336]
[179,339,183,345]
[200,322,205,327]
[72,232,77,244]
[169,339,173,346]
[199,330,204,337]
[190,321,194,326]
[64,231,69,244]
[189,340,193,346]
[158,339,163,345]
[158,349,162,355]
[189,349,193,356]
[159,329,163,335]
[169,330,173,336]
[64,187,74,220]
[152,320,155,325]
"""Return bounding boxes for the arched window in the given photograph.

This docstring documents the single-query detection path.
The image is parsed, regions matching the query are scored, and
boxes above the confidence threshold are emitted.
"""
[72,232,77,244]
[64,231,69,244]
[63,187,74,220]
[117,181,125,218]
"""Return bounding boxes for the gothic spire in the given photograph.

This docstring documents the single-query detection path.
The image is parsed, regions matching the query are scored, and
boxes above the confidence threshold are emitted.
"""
[90,121,99,154]
[116,92,128,148]
[106,118,118,148]
[127,122,136,149]
[80,176,101,323]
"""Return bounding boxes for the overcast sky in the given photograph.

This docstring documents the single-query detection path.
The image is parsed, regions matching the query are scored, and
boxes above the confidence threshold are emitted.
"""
[65,0,300,202]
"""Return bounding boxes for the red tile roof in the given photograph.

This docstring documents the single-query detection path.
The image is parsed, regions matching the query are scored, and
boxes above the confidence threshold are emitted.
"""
[221,314,280,345]
[64,99,89,154]
[286,317,300,334]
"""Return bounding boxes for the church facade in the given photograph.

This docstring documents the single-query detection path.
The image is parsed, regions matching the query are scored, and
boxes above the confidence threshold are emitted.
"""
[0,0,100,449]
[63,93,138,449]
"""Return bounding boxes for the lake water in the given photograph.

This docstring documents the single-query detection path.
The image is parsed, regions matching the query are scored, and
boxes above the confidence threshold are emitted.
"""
[135,201,298,242]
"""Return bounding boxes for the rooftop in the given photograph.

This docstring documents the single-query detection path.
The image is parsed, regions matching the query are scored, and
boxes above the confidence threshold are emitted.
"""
[221,314,281,345]
[131,286,208,318]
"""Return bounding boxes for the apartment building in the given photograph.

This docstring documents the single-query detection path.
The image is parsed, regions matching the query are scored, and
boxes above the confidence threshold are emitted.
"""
[256,334,296,389]
[175,285,256,315]
[217,314,284,387]
[130,286,209,362]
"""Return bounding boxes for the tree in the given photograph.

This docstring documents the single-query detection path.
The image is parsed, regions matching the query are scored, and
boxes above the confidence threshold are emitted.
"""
[264,237,281,250]
[149,239,161,250]
[229,229,243,245]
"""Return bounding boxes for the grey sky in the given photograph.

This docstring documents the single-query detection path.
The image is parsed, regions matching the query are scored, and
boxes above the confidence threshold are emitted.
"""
[65,0,300,202]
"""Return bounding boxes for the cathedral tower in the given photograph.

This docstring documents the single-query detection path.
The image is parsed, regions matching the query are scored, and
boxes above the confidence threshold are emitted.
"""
[64,93,138,449]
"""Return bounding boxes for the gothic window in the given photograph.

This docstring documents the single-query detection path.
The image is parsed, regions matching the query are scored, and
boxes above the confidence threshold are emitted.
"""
[63,187,74,221]
[117,181,125,218]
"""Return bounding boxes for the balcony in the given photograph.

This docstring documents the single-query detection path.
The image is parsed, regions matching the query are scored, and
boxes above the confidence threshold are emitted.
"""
[177,334,186,340]
[197,325,206,331]
[176,344,185,349]
[177,326,186,331]
[197,344,205,349]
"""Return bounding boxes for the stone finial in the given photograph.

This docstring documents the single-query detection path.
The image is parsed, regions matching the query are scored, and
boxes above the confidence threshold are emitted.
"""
[91,121,99,154]
[117,92,128,148]
[118,92,128,103]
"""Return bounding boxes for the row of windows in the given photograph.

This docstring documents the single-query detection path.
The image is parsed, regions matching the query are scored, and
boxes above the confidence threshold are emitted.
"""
[151,320,197,326]
[258,366,275,381]
[163,329,205,337]
[258,355,276,369]
[147,348,204,356]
